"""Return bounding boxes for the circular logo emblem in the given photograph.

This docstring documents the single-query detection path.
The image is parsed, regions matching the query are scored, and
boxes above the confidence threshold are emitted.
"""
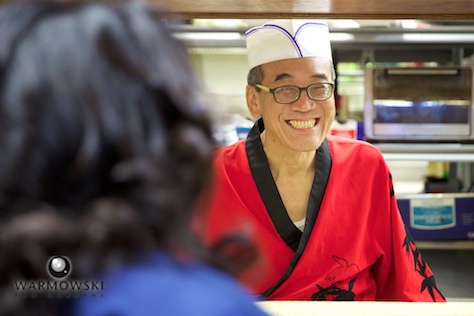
[47,255,72,279]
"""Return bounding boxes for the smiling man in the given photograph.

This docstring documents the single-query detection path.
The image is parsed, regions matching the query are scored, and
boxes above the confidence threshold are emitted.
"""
[203,20,446,302]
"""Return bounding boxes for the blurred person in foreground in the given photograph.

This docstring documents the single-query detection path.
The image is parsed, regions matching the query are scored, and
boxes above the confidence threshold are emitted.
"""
[202,20,446,302]
[0,1,267,315]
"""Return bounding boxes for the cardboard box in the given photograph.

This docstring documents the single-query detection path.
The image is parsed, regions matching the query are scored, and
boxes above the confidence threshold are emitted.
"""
[397,193,474,240]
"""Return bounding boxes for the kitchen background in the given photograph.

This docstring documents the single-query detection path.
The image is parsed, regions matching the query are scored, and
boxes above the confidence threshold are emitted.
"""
[173,19,474,301]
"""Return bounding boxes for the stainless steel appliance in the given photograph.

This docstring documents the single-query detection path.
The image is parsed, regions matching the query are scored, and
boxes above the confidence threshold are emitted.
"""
[364,66,474,142]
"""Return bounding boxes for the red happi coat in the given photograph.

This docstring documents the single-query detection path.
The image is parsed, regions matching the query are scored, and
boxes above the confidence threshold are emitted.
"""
[203,120,445,302]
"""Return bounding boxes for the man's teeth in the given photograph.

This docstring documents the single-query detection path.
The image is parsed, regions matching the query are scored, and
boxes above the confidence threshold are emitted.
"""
[288,119,316,129]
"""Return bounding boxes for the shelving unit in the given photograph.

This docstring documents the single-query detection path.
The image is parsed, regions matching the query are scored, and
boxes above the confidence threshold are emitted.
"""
[417,240,474,250]
[373,143,474,162]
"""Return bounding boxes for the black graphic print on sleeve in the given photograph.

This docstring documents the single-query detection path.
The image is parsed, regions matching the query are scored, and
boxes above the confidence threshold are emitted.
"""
[402,226,446,301]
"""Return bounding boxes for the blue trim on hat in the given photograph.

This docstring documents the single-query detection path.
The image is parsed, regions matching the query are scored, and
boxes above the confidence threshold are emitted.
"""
[246,21,328,58]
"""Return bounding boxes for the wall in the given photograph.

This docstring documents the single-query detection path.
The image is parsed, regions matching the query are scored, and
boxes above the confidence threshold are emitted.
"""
[189,50,250,118]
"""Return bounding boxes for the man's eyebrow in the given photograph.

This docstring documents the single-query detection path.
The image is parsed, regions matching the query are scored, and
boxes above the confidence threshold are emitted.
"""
[274,73,292,82]
[311,73,330,81]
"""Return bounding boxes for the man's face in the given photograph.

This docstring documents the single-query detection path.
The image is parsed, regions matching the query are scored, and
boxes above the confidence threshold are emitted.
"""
[246,57,336,154]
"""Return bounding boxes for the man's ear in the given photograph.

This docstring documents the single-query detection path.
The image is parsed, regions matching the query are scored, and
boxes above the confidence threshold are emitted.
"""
[246,85,261,119]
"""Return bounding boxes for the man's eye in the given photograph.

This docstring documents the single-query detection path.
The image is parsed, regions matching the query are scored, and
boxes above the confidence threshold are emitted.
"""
[277,87,297,94]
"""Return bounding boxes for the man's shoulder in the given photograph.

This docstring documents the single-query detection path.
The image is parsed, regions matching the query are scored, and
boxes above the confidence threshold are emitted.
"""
[214,139,247,162]
[326,135,381,155]
[326,135,385,165]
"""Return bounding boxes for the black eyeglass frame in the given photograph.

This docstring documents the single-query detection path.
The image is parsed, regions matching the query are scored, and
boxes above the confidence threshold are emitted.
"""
[255,82,334,104]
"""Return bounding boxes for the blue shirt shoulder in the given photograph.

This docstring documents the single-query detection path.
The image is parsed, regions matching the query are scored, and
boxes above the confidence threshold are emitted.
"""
[73,252,267,316]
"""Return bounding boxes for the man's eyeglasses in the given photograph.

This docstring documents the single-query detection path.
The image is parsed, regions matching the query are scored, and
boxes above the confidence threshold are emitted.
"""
[255,83,334,104]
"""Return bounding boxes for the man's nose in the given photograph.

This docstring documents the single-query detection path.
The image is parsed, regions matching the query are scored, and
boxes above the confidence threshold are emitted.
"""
[290,89,316,110]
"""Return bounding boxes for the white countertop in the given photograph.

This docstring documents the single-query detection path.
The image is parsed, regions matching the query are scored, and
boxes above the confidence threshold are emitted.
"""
[257,301,474,316]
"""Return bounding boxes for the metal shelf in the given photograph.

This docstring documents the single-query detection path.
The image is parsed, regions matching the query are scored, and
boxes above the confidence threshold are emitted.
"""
[373,143,474,162]
[416,240,474,250]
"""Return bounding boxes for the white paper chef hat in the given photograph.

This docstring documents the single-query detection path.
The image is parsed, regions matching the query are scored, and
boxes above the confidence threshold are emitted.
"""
[245,20,332,70]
